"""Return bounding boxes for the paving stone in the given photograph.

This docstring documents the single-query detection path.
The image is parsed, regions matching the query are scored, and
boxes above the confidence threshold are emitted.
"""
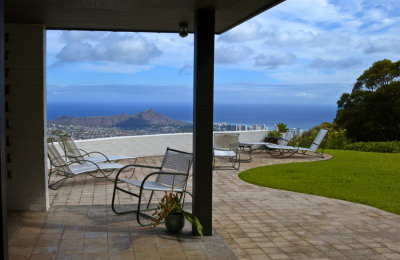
[7,152,400,259]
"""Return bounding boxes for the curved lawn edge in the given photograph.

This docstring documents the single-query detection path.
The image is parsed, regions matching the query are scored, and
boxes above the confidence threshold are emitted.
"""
[238,149,400,215]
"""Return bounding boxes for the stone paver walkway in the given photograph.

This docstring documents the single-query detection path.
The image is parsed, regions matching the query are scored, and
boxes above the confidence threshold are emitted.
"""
[212,153,400,259]
[8,151,400,259]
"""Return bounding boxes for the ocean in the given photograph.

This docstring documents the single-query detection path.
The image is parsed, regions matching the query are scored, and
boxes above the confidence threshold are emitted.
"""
[47,102,337,130]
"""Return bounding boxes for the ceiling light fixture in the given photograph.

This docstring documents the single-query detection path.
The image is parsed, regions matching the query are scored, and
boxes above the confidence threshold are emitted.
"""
[179,23,188,38]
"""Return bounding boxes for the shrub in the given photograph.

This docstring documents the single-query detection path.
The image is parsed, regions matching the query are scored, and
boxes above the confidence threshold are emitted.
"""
[344,141,400,153]
[289,122,349,149]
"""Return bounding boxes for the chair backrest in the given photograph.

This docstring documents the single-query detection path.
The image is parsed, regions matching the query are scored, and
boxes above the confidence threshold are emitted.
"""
[157,147,193,190]
[309,129,328,152]
[214,133,239,150]
[47,143,72,174]
[279,132,294,146]
[58,136,84,162]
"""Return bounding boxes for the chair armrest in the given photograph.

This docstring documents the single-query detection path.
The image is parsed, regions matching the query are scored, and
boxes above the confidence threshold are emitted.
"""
[114,164,162,181]
[79,148,89,154]
[70,159,105,170]
[140,171,188,191]
[81,151,110,162]
[49,158,103,175]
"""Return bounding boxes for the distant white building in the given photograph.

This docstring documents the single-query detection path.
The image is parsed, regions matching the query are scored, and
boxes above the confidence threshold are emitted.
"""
[261,124,267,130]
[227,124,237,131]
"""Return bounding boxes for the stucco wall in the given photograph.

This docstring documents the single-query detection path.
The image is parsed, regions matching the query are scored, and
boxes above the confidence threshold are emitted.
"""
[74,130,269,158]
[5,24,48,211]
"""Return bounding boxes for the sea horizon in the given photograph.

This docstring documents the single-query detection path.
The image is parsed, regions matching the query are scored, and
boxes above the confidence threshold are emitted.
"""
[47,102,337,130]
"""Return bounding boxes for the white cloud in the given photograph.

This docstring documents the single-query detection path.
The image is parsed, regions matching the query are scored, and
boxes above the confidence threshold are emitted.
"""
[215,46,253,64]
[55,42,93,62]
[178,64,193,75]
[218,22,265,42]
[263,30,353,49]
[55,33,161,65]
[254,53,296,69]
[46,0,400,104]
[61,30,107,42]
[78,63,152,74]
[310,58,362,69]
[363,38,400,54]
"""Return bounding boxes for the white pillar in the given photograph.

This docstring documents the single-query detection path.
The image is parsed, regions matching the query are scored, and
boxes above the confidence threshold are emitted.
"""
[5,24,48,211]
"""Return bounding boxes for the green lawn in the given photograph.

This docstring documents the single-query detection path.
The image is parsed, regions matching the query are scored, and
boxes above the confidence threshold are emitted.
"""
[239,149,400,214]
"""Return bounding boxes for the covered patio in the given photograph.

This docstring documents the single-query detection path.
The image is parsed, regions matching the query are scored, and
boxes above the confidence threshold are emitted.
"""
[1,0,285,258]
[9,153,400,259]
[3,1,400,260]
[8,152,400,259]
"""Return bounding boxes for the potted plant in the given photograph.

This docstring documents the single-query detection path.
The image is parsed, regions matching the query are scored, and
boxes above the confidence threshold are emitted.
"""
[151,191,203,236]
[265,130,281,144]
[265,123,289,144]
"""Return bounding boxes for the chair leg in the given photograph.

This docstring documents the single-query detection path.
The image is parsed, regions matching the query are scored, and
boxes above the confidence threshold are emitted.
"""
[136,186,155,226]
[214,155,241,171]
[127,158,137,179]
[49,175,69,190]
[111,184,138,215]
[146,191,154,209]
[88,169,115,179]
[237,151,241,170]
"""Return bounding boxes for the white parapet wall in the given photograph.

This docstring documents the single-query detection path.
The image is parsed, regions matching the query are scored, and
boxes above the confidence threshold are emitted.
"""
[75,130,269,158]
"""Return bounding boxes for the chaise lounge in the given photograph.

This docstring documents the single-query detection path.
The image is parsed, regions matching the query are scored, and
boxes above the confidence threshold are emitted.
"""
[47,143,127,190]
[58,135,136,164]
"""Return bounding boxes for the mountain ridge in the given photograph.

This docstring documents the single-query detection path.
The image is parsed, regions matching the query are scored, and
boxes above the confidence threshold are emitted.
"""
[50,109,185,128]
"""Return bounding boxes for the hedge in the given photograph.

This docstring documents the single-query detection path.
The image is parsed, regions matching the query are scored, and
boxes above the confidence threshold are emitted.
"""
[344,141,400,153]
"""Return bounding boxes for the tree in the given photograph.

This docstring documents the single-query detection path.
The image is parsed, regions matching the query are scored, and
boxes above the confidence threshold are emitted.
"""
[335,59,400,141]
[353,59,400,91]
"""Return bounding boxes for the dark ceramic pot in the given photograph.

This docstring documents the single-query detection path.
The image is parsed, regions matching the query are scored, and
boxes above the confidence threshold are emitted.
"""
[264,136,279,144]
[165,213,185,234]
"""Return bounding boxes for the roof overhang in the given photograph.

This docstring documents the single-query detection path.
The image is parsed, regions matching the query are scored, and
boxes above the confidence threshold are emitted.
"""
[5,0,284,34]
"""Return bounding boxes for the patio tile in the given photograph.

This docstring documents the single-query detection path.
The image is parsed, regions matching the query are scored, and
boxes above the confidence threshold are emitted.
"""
[8,152,400,259]
[267,253,290,259]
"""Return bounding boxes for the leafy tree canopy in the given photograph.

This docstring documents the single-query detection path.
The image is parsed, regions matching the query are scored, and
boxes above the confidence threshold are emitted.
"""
[335,59,400,141]
[353,59,400,92]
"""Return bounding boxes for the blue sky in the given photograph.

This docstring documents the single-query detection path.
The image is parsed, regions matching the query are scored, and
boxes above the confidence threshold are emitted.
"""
[46,0,400,106]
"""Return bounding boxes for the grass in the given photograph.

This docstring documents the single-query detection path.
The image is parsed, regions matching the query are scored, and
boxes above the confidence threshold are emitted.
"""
[239,149,400,215]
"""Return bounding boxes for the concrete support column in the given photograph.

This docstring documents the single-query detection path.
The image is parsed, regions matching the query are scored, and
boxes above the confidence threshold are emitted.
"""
[1,0,9,258]
[192,8,215,236]
[4,24,48,211]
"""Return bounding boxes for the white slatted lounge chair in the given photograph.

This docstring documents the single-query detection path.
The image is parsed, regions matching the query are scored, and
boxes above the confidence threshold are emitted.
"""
[47,143,126,190]
[213,133,240,170]
[238,131,294,161]
[279,131,294,146]
[58,136,136,164]
[111,147,192,226]
[265,129,329,158]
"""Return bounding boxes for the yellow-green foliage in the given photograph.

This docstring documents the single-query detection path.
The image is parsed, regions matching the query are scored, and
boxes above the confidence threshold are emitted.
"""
[290,122,349,149]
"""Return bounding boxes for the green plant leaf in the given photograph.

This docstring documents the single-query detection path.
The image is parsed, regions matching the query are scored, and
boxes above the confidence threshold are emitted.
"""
[184,211,203,236]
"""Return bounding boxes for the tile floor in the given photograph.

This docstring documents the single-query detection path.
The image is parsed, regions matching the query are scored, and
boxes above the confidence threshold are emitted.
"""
[8,151,400,259]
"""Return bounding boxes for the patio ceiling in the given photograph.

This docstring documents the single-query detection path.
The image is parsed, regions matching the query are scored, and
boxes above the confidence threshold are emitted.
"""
[4,0,283,34]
